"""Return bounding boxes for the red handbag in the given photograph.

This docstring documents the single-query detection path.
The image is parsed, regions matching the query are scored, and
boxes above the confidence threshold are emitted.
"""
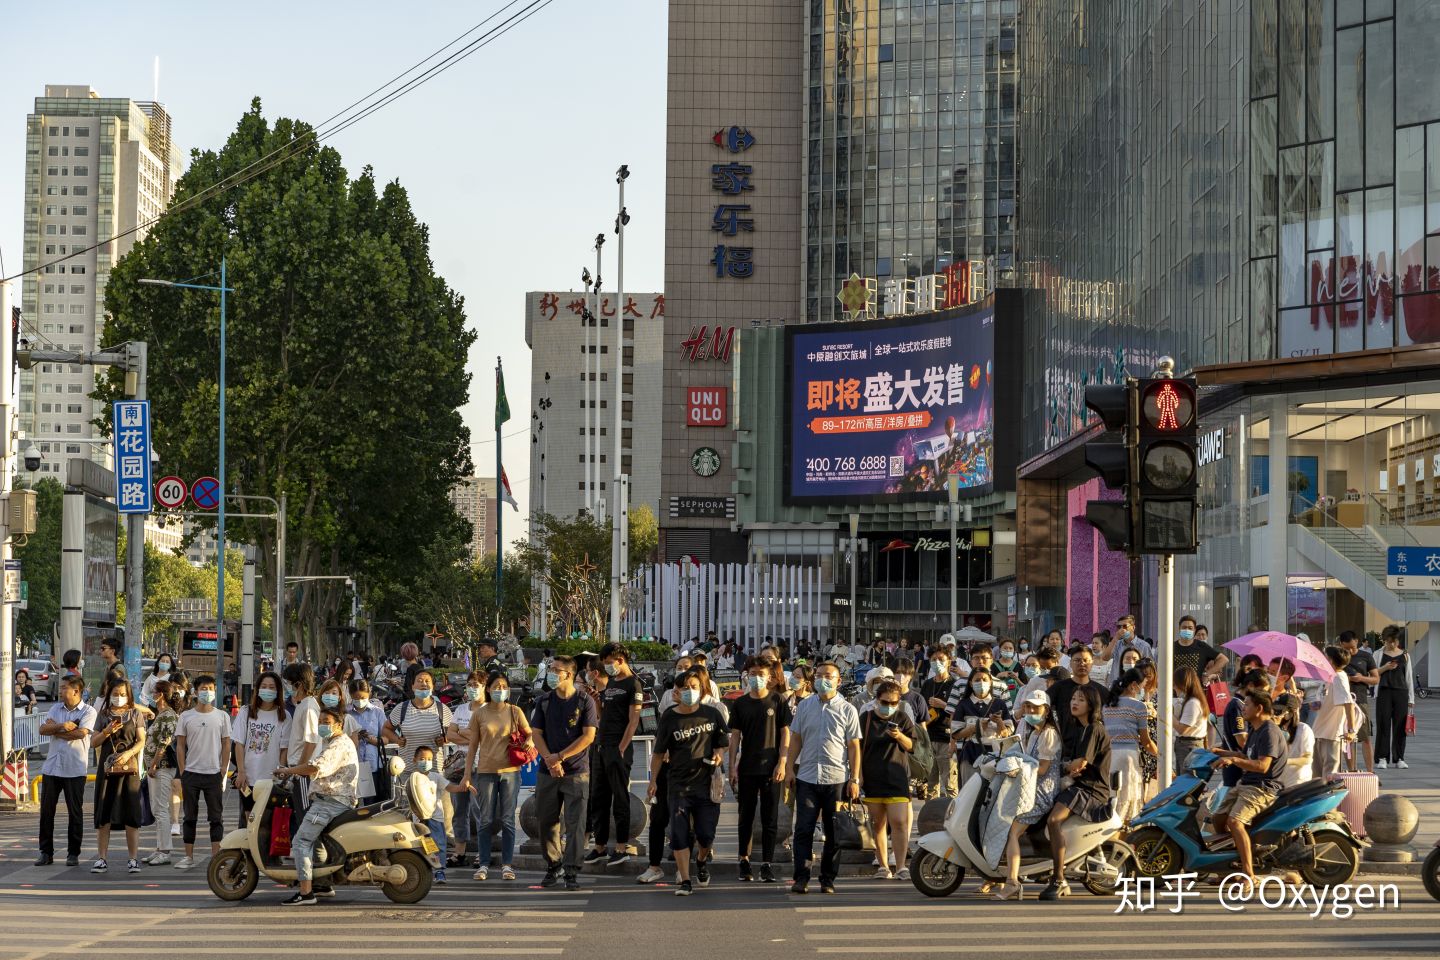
[269,805,293,858]
[1204,682,1231,716]
[506,707,538,767]
[1405,710,1417,737]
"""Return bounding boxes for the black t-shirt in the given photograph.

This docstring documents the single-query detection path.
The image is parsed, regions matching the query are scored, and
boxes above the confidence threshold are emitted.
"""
[1344,649,1376,704]
[1049,678,1109,739]
[530,689,598,776]
[728,692,793,777]
[860,709,918,799]
[654,704,729,798]
[1240,718,1287,791]
[1172,639,1222,680]
[598,673,644,746]
[1221,695,1247,787]
[919,676,956,740]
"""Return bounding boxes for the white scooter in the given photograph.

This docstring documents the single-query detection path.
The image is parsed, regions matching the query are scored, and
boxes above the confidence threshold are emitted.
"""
[910,739,1136,898]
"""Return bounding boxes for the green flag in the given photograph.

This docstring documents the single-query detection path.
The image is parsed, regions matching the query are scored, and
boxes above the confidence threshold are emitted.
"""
[495,361,510,428]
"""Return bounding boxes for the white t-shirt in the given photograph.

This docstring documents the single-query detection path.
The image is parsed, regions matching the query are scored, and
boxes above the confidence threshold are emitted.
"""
[1312,673,1354,741]
[233,705,292,783]
[287,696,320,766]
[1023,725,1061,763]
[176,708,232,775]
[1281,723,1316,787]
[1173,696,1208,738]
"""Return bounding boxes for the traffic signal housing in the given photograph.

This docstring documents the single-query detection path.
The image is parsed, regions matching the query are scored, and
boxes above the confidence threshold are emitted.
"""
[1081,383,1137,553]
[1135,376,1199,553]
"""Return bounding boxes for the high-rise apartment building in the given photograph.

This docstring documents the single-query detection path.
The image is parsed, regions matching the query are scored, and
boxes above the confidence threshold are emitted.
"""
[449,476,498,561]
[19,85,182,479]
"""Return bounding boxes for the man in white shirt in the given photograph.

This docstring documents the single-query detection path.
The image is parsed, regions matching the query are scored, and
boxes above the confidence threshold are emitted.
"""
[175,675,232,869]
[276,707,359,905]
[35,675,97,866]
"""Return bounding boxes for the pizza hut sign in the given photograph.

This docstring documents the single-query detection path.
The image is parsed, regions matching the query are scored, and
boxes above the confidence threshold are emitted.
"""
[687,386,729,426]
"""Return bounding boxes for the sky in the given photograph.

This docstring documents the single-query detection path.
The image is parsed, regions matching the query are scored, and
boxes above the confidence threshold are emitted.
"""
[0,0,668,525]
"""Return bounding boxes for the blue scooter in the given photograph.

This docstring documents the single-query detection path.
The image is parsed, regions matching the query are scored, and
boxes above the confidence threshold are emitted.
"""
[1125,749,1364,886]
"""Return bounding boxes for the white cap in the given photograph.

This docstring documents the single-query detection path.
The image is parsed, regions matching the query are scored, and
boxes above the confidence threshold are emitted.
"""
[1022,688,1051,708]
[939,633,958,648]
[865,666,894,693]
[1296,633,1311,645]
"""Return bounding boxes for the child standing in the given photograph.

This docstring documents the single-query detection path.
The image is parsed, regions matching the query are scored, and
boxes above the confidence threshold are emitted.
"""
[412,745,466,884]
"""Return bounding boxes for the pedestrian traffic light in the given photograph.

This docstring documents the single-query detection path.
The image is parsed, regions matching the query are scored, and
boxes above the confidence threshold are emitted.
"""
[1081,383,1138,554]
[1135,372,1199,554]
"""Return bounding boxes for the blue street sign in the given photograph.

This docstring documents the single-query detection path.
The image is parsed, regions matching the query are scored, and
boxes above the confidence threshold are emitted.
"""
[1386,545,1440,588]
[113,400,153,514]
[191,476,220,510]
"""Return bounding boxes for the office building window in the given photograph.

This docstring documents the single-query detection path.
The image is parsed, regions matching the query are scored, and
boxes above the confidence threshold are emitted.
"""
[75,127,88,137]
[72,166,87,176]
[72,186,86,196]
[47,146,58,157]
[73,146,88,156]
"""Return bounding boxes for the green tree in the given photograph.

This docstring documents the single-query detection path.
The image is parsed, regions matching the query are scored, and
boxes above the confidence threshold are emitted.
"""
[101,100,474,651]
[511,510,655,640]
[14,478,63,653]
[398,535,531,645]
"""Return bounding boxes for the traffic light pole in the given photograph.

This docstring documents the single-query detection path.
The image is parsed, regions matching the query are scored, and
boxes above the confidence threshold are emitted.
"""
[1158,552,1175,789]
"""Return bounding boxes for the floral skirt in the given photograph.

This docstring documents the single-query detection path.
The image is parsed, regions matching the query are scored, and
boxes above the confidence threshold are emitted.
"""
[1016,761,1061,826]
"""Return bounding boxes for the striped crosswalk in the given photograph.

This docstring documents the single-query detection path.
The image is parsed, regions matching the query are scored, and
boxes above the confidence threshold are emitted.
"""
[792,878,1440,958]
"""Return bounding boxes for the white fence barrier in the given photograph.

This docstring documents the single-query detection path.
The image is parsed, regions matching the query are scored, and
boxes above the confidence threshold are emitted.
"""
[623,562,825,652]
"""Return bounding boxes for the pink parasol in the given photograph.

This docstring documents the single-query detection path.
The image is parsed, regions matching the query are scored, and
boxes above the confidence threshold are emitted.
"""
[1223,631,1336,682]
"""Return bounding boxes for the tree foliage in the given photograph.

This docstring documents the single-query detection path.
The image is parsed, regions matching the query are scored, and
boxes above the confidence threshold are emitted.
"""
[397,534,531,647]
[101,100,475,650]
[14,478,63,652]
[512,510,656,640]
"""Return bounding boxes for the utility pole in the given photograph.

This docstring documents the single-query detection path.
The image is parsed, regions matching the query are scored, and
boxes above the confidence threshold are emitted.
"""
[275,492,287,657]
[610,165,629,643]
[123,341,147,685]
[0,280,16,772]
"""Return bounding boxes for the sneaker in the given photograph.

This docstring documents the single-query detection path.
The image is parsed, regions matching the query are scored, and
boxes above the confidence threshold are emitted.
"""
[759,863,777,883]
[607,851,631,866]
[790,880,809,894]
[502,865,517,881]
[170,824,182,836]
[65,855,79,867]
[820,882,836,895]
[582,849,607,865]
[127,859,142,875]
[435,870,448,885]
[637,865,665,884]
[1396,760,1410,770]
[173,856,194,870]
[541,867,561,888]
[313,886,335,898]
[895,868,911,881]
[1375,759,1388,770]
[674,879,693,896]
[873,865,892,879]
[696,861,710,888]
[738,859,753,882]
[473,865,489,881]
[564,877,582,891]
[90,858,107,874]
[281,892,317,906]
[144,851,171,866]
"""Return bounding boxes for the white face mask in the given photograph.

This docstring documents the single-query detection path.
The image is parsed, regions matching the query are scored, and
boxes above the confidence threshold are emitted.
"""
[110,696,128,708]
[971,681,991,699]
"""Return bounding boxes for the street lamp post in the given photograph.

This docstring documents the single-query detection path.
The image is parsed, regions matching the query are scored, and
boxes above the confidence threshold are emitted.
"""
[948,475,959,636]
[139,257,232,683]
[610,167,630,643]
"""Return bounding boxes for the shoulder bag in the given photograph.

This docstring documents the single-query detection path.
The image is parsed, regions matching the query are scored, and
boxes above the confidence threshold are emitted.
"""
[506,705,538,768]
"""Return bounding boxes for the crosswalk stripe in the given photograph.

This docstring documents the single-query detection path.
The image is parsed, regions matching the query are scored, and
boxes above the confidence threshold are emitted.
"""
[16,951,566,958]
[804,924,1437,940]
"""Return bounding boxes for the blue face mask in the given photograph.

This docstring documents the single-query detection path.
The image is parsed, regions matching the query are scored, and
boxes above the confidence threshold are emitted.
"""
[1178,629,1194,640]
[413,688,431,700]
[1024,713,1046,728]
[788,675,803,691]
[316,724,334,739]
[546,672,561,687]
[876,703,899,718]
[679,688,700,706]
[491,688,509,703]
[747,675,768,692]
[258,688,278,703]
[814,677,836,695]
[156,663,170,674]
[196,690,216,705]
[465,686,482,702]
[283,682,295,700]
[416,759,433,772]
[321,693,341,708]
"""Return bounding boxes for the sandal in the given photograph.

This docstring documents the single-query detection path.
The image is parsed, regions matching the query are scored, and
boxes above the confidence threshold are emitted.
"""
[502,865,517,881]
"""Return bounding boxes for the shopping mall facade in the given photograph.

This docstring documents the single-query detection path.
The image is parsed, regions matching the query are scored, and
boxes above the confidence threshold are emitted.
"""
[654,0,1440,680]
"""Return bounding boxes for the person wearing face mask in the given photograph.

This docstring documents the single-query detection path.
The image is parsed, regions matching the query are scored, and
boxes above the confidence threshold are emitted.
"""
[859,679,917,880]
[411,745,468,885]
[282,663,320,812]
[993,640,1023,706]
[584,642,644,867]
[530,657,597,890]
[443,670,487,868]
[785,663,815,707]
[458,674,532,881]
[890,658,926,724]
[1172,615,1227,683]
[140,681,180,865]
[995,689,1062,900]
[1373,627,1415,770]
[1099,615,1154,664]
[1103,668,1157,822]
[382,668,454,779]
[649,671,730,896]
[141,653,175,708]
[920,649,959,799]
[91,678,147,874]
[783,661,862,895]
[174,676,231,871]
[276,707,359,905]
[948,668,1014,790]
[347,679,385,805]
[726,655,792,883]
[230,672,291,829]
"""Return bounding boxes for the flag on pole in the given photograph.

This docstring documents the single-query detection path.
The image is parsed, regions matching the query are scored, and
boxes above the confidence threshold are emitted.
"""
[495,364,511,428]
[500,466,519,511]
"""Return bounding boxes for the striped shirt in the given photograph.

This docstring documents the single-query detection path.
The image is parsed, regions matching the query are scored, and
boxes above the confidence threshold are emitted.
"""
[1103,695,1148,747]
[388,700,453,772]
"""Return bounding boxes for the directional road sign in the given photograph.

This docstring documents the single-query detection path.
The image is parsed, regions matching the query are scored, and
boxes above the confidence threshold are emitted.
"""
[113,400,153,514]
[155,476,188,509]
[191,476,220,510]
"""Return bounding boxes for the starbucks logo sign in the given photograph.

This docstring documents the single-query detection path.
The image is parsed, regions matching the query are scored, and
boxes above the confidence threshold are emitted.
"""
[691,446,721,477]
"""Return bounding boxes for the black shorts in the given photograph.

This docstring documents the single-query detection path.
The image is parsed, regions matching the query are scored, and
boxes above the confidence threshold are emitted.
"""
[668,792,720,850]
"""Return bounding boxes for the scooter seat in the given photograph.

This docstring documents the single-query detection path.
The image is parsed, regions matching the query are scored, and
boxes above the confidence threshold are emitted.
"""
[320,803,378,835]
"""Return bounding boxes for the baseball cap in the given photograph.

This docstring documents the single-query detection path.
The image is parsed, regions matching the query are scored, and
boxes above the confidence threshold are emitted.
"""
[1022,688,1051,707]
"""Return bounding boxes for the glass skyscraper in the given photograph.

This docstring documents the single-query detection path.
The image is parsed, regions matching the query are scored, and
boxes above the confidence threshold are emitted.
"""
[804,0,1019,323]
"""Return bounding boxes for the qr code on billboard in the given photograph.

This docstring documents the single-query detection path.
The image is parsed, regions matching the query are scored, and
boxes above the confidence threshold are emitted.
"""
[889,456,904,478]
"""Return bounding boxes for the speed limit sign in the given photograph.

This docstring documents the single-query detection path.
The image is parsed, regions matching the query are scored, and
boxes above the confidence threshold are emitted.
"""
[155,476,188,510]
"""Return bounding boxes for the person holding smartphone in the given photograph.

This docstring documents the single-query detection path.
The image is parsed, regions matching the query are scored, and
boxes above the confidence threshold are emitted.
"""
[858,680,917,881]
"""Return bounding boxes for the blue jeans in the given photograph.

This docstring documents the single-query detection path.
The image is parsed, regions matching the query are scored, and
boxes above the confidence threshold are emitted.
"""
[427,815,447,878]
[451,788,472,846]
[291,795,355,884]
[473,771,519,865]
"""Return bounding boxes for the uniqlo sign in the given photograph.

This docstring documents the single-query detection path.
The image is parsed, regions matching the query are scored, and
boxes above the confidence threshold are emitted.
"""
[686,386,728,426]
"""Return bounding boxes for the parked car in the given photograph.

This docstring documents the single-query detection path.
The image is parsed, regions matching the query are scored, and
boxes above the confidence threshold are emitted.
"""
[17,658,59,701]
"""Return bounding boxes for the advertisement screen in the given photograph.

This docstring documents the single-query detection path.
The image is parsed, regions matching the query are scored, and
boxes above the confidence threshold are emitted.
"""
[83,494,118,622]
[786,305,995,503]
